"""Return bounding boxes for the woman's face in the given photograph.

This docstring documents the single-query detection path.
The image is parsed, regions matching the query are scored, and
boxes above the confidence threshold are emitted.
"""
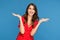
[28,5,35,17]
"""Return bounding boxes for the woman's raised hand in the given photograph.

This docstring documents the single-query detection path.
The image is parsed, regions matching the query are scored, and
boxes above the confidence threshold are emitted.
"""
[12,13,22,22]
[12,13,21,18]
[12,13,18,16]
[39,18,49,23]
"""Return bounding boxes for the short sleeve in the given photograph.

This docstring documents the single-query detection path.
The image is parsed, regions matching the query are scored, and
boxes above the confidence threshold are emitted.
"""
[33,20,38,28]
[18,16,25,28]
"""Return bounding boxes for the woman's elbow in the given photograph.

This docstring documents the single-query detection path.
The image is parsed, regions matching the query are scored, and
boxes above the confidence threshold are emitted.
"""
[30,33,34,36]
[21,32,24,34]
[20,29,25,34]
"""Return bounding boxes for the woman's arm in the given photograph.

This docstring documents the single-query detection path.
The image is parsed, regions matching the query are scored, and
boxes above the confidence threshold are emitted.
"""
[30,18,49,36]
[12,13,25,34]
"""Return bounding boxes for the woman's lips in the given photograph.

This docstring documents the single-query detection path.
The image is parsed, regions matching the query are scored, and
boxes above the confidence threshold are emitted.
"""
[30,11,33,14]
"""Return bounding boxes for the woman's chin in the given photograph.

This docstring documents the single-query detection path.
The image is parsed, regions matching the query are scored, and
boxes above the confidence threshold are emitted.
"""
[29,14,33,17]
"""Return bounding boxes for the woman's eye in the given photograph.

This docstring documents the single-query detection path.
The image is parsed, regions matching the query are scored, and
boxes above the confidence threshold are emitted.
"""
[28,7,35,10]
[29,8,31,9]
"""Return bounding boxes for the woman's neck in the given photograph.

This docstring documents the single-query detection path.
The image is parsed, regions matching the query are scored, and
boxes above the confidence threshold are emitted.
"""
[28,15,32,21]
[27,15,32,26]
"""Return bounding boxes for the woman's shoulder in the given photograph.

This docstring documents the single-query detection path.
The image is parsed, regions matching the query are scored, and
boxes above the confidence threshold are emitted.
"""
[34,19,39,25]
[21,16,25,21]
[22,16,24,18]
[34,19,39,23]
[33,20,39,28]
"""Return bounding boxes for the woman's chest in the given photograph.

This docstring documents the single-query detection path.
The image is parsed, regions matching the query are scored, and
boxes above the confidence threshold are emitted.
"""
[24,23,33,32]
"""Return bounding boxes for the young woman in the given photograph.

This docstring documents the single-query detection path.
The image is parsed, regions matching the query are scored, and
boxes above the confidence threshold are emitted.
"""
[12,3,49,40]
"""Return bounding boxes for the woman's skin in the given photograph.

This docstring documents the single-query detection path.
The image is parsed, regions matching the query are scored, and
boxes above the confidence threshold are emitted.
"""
[12,5,49,36]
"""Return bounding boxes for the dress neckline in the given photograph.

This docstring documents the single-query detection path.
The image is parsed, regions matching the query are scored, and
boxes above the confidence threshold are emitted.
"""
[22,16,32,28]
[26,23,32,28]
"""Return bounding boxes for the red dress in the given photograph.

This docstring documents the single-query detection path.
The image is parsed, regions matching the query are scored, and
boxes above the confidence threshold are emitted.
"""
[16,16,38,40]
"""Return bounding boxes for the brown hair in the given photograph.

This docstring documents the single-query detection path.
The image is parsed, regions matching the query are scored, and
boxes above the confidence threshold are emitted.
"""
[23,3,39,27]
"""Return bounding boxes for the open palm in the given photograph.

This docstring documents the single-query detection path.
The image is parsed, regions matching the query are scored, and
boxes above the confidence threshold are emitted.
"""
[39,18,49,23]
[12,13,22,21]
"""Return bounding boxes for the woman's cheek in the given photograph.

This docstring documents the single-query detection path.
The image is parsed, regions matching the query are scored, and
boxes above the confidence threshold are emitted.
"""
[28,9,35,16]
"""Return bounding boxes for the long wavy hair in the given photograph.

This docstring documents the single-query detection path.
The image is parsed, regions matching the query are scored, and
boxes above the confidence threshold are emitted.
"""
[23,3,39,27]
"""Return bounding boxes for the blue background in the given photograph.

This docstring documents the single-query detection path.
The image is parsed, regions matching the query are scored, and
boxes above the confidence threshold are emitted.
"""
[0,0,60,40]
